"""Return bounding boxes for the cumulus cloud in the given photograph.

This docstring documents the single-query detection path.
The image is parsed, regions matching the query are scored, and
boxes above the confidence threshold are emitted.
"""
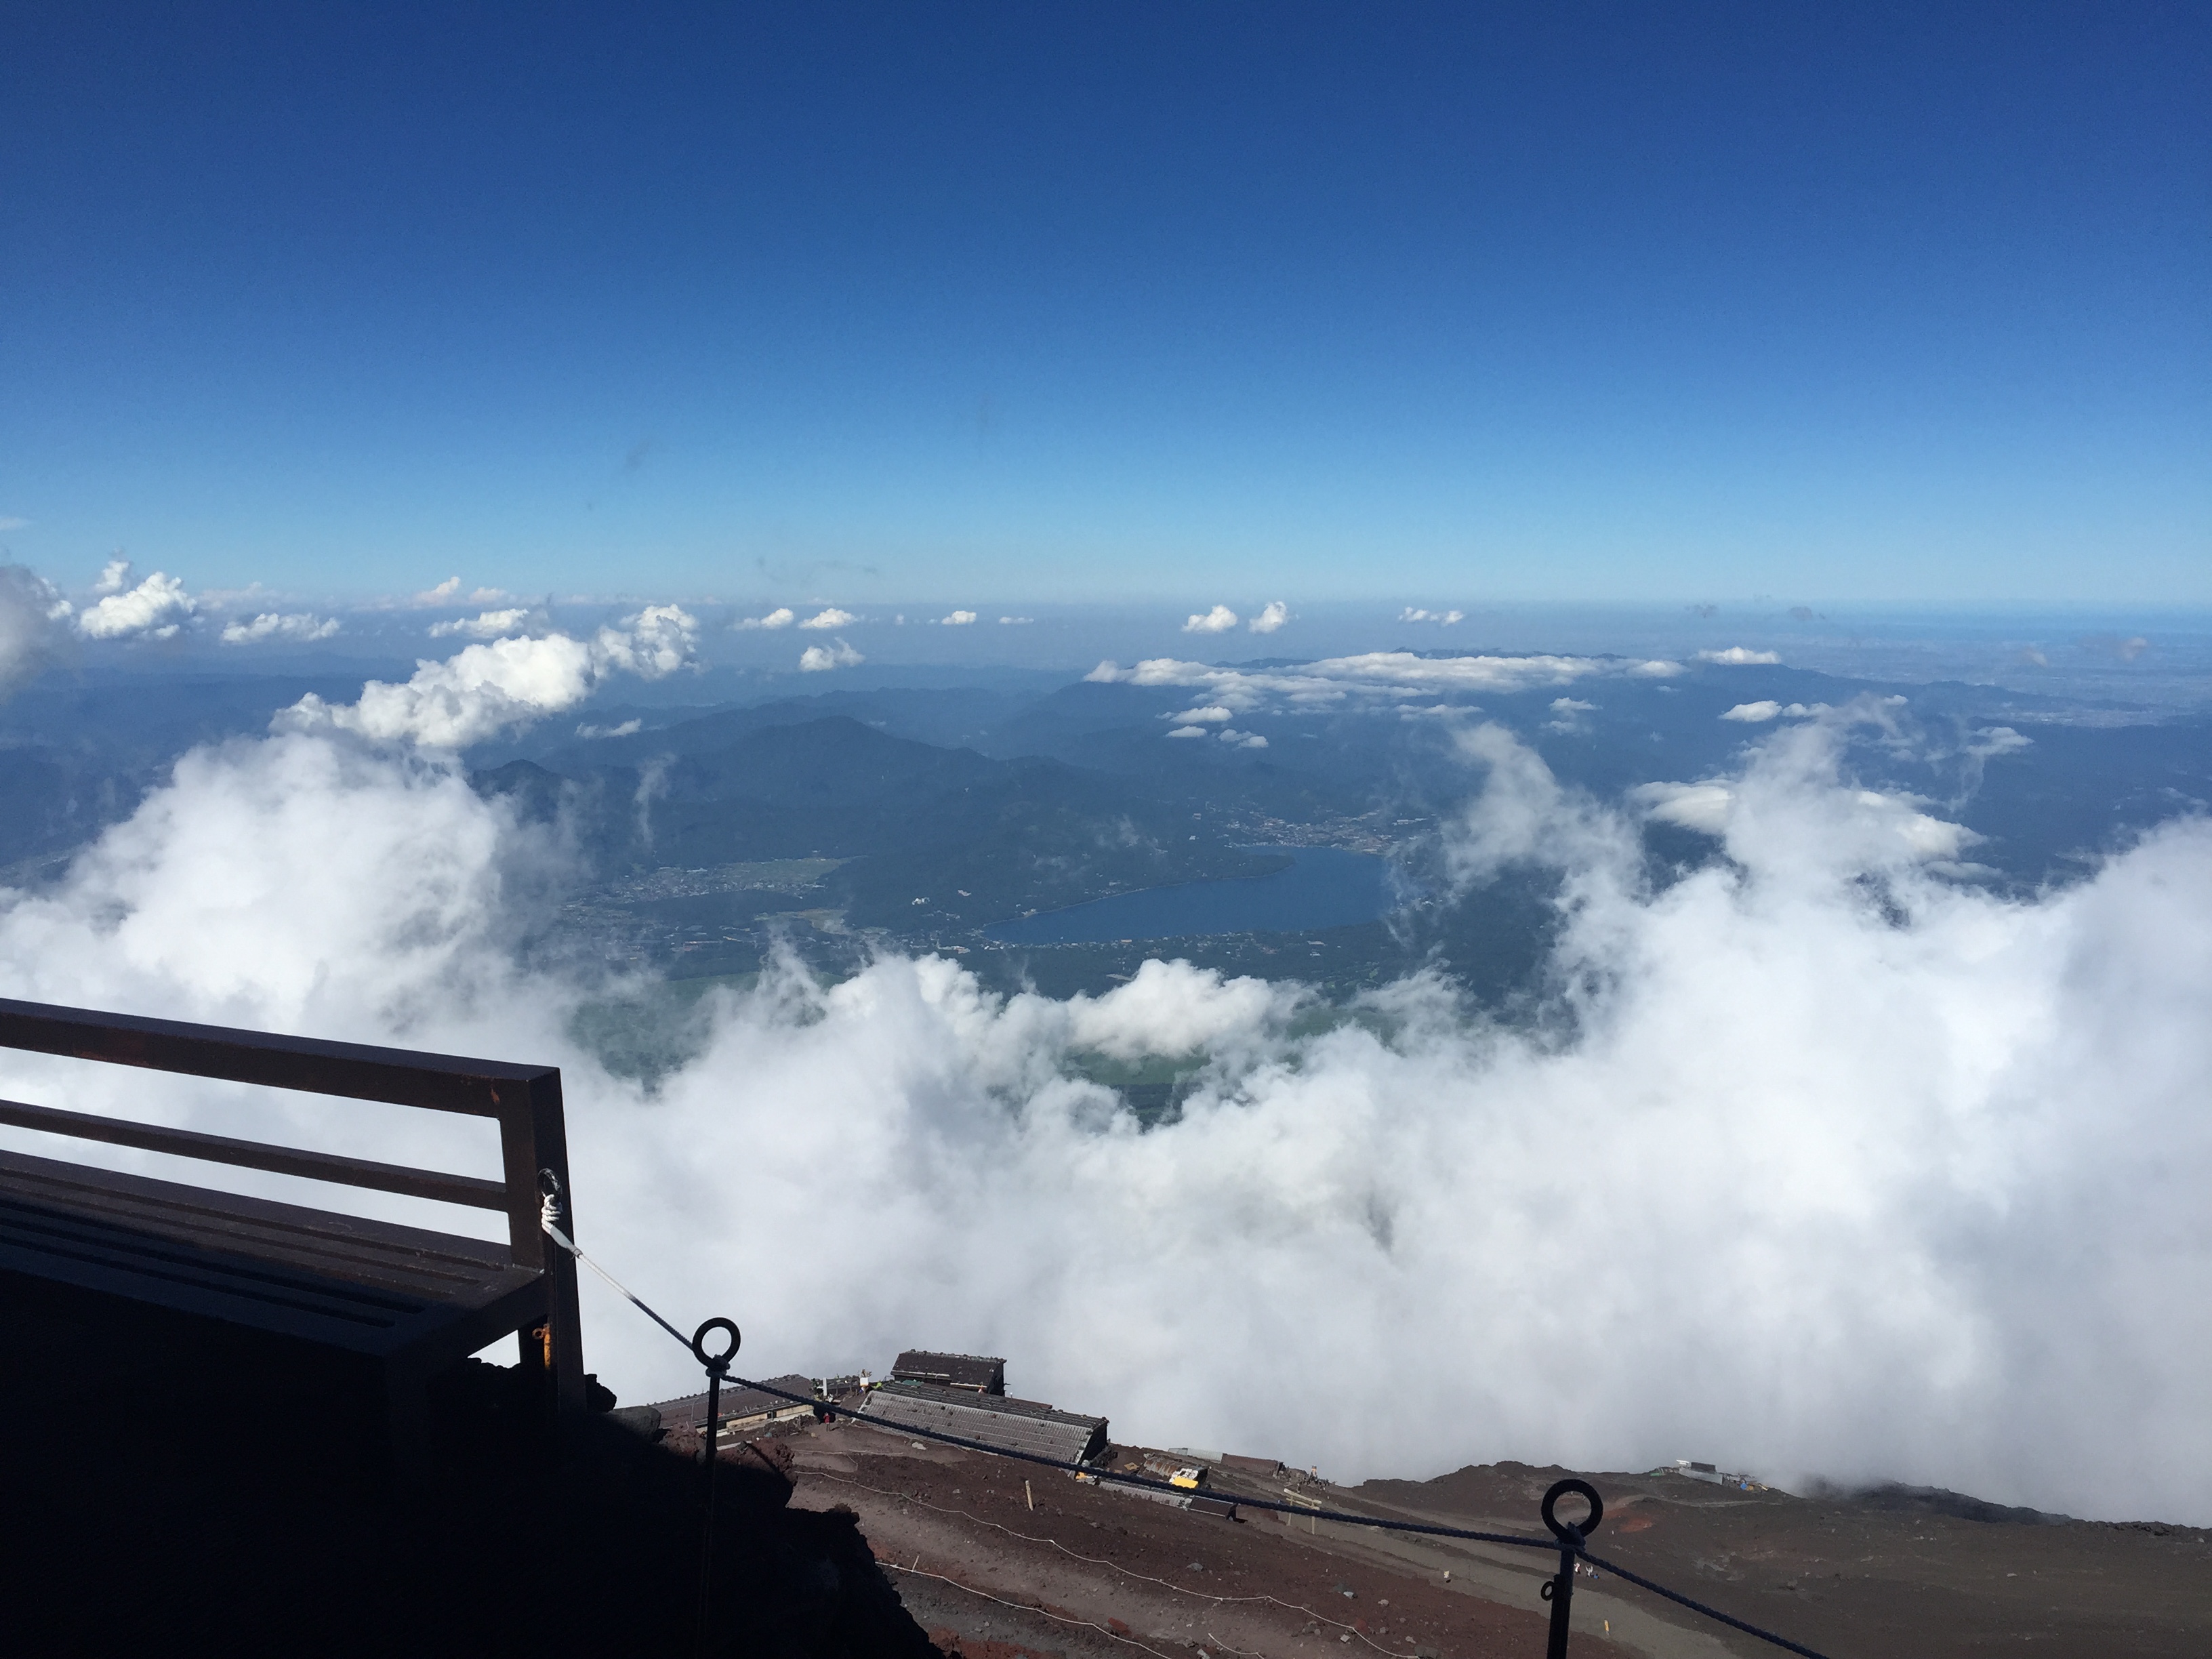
[1625,707,1979,865]
[1249,602,1290,634]
[1697,647,1783,665]
[1399,607,1464,625]
[220,613,342,645]
[1086,651,1682,718]
[797,607,857,630]
[798,638,864,672]
[279,607,699,749]
[1183,605,1239,634]
[413,576,464,607]
[1632,781,1736,835]
[1544,696,1597,733]
[592,605,699,680]
[0,565,75,697]
[1164,705,1233,724]
[1165,725,1208,739]
[1722,701,1826,723]
[428,608,532,640]
[737,608,796,631]
[77,566,196,640]
[939,611,977,626]
[0,700,2207,1528]
[1218,729,1267,749]
[998,616,1033,626]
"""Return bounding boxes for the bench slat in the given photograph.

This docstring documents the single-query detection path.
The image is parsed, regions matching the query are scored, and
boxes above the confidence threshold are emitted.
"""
[0,1148,545,1364]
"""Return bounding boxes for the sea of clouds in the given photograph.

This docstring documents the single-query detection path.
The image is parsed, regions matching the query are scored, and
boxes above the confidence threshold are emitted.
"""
[0,590,2206,1525]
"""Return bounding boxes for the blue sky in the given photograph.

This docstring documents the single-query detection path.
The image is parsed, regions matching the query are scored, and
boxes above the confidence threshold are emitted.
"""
[2,3,2205,606]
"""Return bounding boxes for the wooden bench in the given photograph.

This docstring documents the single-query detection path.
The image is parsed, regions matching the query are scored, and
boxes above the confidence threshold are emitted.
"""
[0,997,585,1446]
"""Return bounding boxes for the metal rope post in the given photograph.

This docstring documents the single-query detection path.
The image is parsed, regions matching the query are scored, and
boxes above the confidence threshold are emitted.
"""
[1538,1478,1603,1658]
[690,1316,741,1659]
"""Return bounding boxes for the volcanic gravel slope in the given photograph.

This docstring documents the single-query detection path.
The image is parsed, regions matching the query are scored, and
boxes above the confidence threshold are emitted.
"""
[778,1420,1607,1659]
[1354,1461,2212,1658]
[773,1413,2211,1659]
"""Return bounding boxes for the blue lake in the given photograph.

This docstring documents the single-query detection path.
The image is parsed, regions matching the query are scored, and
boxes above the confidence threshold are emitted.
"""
[984,846,1401,945]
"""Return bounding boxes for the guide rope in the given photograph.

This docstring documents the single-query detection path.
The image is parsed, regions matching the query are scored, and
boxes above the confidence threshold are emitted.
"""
[537,1172,1834,1658]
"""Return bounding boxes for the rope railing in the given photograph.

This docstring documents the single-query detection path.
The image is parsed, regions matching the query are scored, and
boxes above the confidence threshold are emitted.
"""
[535,1171,1834,1659]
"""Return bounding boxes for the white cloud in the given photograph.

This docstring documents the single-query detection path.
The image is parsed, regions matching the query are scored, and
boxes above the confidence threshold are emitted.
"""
[428,608,531,640]
[92,557,132,595]
[797,607,857,630]
[939,611,978,626]
[1698,647,1782,665]
[798,638,864,672]
[590,604,698,680]
[468,588,510,606]
[1631,781,1738,835]
[221,613,342,645]
[0,516,28,533]
[1164,705,1233,724]
[1399,607,1465,625]
[998,615,1033,626]
[576,719,642,739]
[77,569,195,640]
[1218,729,1268,749]
[0,705,2205,1528]
[1084,651,1684,718]
[737,608,796,630]
[0,565,74,697]
[1723,701,1827,722]
[1544,696,1597,733]
[1165,725,1208,739]
[1625,708,1977,864]
[412,576,464,607]
[1183,605,1239,634]
[278,606,699,749]
[1249,601,1290,634]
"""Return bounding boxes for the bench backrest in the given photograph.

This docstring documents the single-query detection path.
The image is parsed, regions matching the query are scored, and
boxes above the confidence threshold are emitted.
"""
[0,996,584,1410]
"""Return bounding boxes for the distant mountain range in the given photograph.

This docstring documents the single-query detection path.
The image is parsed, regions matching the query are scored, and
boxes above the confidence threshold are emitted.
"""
[2,660,2205,1003]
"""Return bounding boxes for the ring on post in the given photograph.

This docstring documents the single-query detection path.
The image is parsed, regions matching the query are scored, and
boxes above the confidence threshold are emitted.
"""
[1540,1478,1604,1545]
[691,1317,740,1372]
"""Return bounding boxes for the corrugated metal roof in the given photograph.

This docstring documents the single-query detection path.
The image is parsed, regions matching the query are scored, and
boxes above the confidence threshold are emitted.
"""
[890,1351,1006,1393]
[858,1379,1107,1465]
[649,1373,817,1429]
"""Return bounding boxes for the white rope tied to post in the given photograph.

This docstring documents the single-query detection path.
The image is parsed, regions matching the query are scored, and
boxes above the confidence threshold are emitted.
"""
[536,1168,693,1352]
